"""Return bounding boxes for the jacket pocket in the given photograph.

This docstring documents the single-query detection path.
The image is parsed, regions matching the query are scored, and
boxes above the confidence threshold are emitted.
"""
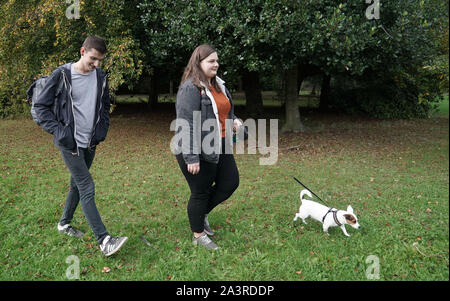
[55,123,75,149]
[91,126,106,146]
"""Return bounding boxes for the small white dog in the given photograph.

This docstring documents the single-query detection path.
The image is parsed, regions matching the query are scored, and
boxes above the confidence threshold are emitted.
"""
[293,189,360,237]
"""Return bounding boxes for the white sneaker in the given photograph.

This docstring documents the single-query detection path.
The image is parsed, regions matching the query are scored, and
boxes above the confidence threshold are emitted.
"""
[100,235,128,257]
[193,234,219,250]
[57,223,84,238]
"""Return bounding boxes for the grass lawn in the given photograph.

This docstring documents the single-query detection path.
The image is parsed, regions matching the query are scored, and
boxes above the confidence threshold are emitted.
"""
[0,103,448,281]
[435,94,449,116]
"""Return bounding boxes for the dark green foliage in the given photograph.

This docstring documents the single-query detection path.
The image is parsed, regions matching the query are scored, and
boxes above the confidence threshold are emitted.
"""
[0,0,448,118]
[330,73,433,119]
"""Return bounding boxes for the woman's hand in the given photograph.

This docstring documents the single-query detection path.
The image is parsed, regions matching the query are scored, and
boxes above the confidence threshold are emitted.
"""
[187,163,200,175]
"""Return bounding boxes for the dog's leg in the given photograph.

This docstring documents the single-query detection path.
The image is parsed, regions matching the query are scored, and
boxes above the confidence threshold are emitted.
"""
[293,213,299,222]
[323,224,330,235]
[340,225,350,237]
[298,209,308,224]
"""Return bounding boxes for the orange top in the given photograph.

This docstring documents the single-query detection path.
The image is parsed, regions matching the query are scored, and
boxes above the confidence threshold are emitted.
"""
[210,86,231,138]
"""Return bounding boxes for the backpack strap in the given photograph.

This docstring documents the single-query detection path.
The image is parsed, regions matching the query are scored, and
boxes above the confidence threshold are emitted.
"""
[26,81,37,105]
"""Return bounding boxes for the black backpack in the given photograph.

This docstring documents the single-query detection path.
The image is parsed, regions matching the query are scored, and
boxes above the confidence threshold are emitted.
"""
[26,71,64,125]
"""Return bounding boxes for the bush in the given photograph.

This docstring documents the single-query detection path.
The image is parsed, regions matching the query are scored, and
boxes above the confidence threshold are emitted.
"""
[329,68,442,119]
[0,71,30,118]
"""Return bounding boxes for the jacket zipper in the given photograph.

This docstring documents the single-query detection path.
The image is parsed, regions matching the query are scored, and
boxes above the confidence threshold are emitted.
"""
[63,71,79,156]
[88,76,107,149]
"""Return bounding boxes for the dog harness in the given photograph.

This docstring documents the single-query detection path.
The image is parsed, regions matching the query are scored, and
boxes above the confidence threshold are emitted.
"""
[322,208,342,226]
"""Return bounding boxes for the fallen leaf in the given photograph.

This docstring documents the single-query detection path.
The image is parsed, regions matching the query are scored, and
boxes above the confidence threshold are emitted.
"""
[102,266,111,273]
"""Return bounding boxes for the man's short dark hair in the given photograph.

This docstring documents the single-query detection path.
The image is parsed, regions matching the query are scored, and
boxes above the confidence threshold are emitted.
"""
[82,36,107,54]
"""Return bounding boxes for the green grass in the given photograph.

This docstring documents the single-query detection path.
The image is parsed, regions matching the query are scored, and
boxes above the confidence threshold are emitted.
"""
[0,106,448,281]
[435,94,449,116]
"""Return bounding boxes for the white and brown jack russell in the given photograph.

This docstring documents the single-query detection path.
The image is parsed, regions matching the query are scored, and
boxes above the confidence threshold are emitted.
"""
[293,189,360,237]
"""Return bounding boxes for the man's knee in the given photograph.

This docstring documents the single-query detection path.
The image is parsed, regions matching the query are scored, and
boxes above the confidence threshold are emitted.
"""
[76,175,95,195]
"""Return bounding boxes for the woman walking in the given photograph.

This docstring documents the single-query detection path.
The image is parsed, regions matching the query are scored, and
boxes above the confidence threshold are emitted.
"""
[174,44,242,250]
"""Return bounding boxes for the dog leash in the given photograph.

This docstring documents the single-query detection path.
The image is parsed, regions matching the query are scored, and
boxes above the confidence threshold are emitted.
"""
[293,177,342,226]
[292,177,330,207]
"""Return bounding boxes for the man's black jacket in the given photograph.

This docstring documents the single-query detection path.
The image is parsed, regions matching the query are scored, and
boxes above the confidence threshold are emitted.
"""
[34,63,110,152]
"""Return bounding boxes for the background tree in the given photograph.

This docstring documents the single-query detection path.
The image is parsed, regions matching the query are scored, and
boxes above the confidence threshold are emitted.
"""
[0,0,447,121]
[0,0,143,118]
[327,0,448,118]
[140,0,283,118]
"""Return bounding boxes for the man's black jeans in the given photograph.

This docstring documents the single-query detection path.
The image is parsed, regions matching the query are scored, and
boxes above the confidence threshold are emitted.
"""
[58,145,108,244]
[176,147,240,233]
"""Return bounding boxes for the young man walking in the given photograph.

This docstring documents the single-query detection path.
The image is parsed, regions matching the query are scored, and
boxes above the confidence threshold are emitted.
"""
[34,36,127,257]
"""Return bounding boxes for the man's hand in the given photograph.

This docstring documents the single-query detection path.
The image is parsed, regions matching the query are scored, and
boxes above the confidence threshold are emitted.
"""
[187,163,200,175]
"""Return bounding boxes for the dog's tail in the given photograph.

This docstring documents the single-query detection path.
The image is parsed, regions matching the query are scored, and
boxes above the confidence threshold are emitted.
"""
[300,189,313,203]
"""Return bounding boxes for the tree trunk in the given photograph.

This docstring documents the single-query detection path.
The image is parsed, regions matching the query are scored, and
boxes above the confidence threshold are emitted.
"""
[147,70,159,110]
[242,70,264,118]
[282,66,305,133]
[310,82,317,95]
[319,74,331,111]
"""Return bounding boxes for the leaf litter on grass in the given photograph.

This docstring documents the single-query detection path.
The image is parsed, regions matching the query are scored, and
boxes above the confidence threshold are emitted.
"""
[0,107,448,280]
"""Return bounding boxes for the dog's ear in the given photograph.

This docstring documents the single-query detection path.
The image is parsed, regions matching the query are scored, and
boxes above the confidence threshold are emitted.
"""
[347,205,354,213]
[344,214,356,224]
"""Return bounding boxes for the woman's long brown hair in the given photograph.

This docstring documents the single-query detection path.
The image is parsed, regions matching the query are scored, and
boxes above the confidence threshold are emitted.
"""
[180,44,220,91]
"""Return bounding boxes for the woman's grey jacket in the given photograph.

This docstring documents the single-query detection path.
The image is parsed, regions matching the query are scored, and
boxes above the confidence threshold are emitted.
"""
[173,77,238,165]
